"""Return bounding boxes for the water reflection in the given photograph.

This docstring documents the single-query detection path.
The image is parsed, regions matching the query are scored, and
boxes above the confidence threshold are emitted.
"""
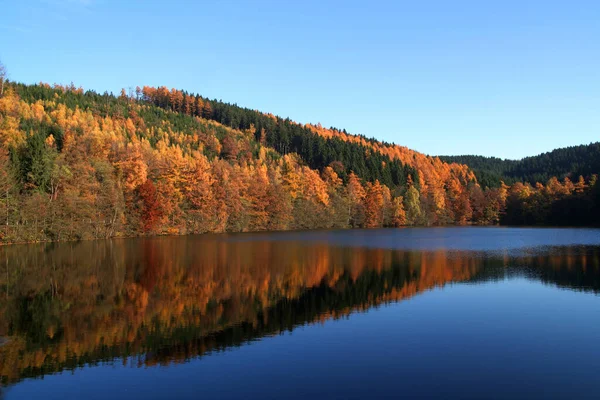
[0,234,599,385]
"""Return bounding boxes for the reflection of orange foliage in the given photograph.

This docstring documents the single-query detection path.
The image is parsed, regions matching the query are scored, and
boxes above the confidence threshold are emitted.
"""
[126,283,149,313]
[0,239,598,383]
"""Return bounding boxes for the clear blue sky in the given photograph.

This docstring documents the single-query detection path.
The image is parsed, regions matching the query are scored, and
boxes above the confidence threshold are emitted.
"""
[1,0,599,159]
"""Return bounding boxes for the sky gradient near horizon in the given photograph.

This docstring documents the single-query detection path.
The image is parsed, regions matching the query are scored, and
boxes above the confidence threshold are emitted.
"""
[1,0,599,159]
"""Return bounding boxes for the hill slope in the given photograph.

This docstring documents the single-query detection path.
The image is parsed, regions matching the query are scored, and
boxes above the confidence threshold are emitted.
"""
[440,142,600,188]
[0,81,598,244]
[0,82,484,243]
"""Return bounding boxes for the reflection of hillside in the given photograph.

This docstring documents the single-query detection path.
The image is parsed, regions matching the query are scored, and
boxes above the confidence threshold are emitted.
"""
[469,246,600,292]
[0,238,599,384]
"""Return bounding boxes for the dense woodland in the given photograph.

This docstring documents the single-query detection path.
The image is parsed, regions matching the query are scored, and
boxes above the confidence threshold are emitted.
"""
[440,142,600,188]
[0,64,598,243]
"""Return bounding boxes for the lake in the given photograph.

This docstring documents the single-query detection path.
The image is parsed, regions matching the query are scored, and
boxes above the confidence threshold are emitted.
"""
[1,227,600,399]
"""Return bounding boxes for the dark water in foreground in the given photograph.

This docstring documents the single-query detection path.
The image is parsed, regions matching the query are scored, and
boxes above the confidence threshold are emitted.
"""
[1,227,600,399]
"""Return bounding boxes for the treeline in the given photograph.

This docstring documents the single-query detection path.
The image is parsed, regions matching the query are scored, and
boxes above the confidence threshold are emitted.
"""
[0,78,598,244]
[503,176,600,226]
[440,142,600,188]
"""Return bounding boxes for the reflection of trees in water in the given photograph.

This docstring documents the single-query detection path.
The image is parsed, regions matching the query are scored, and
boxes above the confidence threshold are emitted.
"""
[0,238,599,384]
[469,246,600,292]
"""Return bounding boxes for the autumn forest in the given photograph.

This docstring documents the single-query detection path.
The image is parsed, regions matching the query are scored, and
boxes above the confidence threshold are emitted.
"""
[0,72,599,243]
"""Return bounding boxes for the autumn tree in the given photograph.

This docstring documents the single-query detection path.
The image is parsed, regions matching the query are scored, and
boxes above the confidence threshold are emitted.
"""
[469,184,486,224]
[220,134,239,160]
[322,166,348,228]
[210,160,247,232]
[182,153,216,233]
[292,167,331,229]
[202,101,213,119]
[574,176,586,194]
[281,156,301,200]
[0,60,5,96]
[391,196,407,227]
[93,160,125,238]
[246,164,270,231]
[265,168,293,230]
[138,179,163,233]
[0,150,16,239]
[446,178,472,225]
[364,180,384,228]
[481,188,501,224]
[346,173,366,228]
[404,185,422,225]
[195,97,204,117]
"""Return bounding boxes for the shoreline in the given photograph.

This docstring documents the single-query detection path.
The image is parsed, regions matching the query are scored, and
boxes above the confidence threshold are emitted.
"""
[1,224,600,247]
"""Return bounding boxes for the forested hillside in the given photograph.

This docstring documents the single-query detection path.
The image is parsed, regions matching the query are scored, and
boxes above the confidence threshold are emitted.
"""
[0,77,598,244]
[440,142,600,188]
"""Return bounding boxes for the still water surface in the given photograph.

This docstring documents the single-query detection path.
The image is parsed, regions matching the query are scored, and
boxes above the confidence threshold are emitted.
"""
[1,227,600,399]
